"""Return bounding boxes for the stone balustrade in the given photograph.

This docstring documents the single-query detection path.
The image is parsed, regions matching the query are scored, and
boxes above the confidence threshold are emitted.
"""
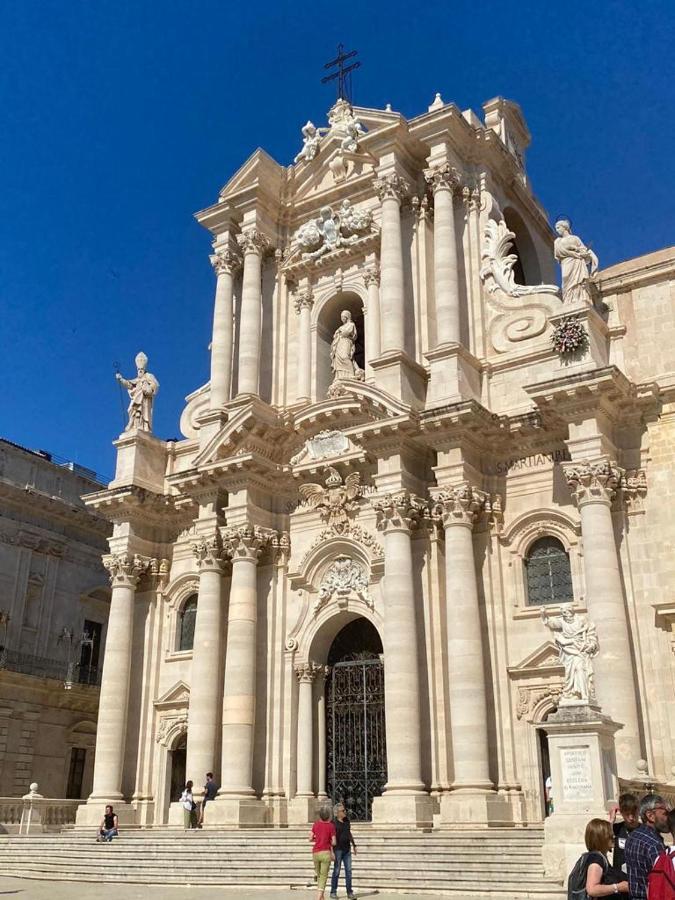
[0,785,83,834]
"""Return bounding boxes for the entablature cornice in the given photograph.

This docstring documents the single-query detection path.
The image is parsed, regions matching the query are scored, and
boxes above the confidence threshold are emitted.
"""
[84,485,196,533]
[0,480,110,540]
[419,399,508,451]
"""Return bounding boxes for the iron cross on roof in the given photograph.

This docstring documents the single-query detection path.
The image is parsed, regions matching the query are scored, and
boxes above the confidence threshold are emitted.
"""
[321,43,361,103]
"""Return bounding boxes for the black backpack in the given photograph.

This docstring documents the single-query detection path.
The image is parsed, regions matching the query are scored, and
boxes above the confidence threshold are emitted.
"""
[568,852,607,900]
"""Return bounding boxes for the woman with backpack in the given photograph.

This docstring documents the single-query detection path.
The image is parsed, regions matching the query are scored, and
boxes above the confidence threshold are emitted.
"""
[180,780,196,829]
[568,819,629,897]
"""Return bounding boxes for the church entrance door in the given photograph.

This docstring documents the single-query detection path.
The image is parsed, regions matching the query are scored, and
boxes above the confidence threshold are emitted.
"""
[325,619,386,822]
[169,735,186,808]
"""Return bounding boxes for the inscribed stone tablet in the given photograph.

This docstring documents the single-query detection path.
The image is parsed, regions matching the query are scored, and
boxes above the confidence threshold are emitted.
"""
[561,747,594,800]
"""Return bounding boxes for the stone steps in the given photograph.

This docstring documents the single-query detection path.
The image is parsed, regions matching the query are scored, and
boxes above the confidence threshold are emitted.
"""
[0,829,565,899]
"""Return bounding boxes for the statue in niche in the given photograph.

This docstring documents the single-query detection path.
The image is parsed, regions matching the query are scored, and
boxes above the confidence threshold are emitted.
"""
[554,219,599,305]
[330,310,364,386]
[541,606,599,704]
[294,120,328,164]
[115,351,159,432]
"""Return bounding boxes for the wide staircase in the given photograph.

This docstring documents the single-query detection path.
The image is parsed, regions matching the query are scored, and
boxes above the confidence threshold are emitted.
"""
[0,827,565,898]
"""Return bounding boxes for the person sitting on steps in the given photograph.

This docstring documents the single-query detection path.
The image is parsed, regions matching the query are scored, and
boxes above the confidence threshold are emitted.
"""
[97,805,119,843]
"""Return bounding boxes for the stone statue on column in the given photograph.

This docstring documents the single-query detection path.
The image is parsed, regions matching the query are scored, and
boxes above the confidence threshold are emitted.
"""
[115,352,159,433]
[541,606,599,704]
[330,310,364,386]
[554,219,599,305]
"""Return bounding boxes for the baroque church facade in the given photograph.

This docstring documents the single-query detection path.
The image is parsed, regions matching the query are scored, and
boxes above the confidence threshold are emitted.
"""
[77,92,675,830]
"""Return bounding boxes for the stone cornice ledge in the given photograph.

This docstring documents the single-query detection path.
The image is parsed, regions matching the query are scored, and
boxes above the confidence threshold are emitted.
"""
[83,484,196,528]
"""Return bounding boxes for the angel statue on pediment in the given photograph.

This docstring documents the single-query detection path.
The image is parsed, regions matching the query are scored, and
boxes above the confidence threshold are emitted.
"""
[294,120,328,164]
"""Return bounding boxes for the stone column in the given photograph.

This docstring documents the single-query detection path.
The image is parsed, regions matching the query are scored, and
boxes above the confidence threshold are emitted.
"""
[316,666,329,798]
[219,526,264,796]
[564,460,641,769]
[295,662,319,797]
[294,289,314,404]
[374,175,409,354]
[209,248,241,409]
[185,534,226,788]
[236,229,268,396]
[89,554,147,800]
[372,493,432,826]
[432,485,494,818]
[364,267,381,377]
[424,164,461,346]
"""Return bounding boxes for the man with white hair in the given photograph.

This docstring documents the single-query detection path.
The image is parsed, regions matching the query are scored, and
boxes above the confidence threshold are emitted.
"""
[624,794,670,900]
[329,802,357,900]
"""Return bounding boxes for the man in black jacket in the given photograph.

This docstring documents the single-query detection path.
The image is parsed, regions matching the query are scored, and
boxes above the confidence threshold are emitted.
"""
[329,803,357,899]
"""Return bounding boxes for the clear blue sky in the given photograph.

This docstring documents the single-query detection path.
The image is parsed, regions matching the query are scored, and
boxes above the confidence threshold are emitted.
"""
[1,0,672,478]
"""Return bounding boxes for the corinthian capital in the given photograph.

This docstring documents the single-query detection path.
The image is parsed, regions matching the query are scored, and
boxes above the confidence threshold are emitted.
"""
[237,229,270,256]
[563,459,622,507]
[210,248,242,277]
[293,289,314,314]
[374,173,409,204]
[294,661,323,683]
[222,523,272,561]
[431,484,486,528]
[363,266,380,287]
[424,163,460,195]
[192,533,226,572]
[372,491,425,534]
[103,553,149,588]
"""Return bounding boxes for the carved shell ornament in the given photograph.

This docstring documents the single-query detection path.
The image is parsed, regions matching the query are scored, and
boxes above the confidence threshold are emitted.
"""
[480,220,559,299]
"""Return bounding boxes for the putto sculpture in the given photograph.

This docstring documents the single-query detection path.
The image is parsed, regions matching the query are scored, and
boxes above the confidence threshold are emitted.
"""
[115,351,159,433]
[293,120,328,164]
[554,218,598,305]
[541,606,599,704]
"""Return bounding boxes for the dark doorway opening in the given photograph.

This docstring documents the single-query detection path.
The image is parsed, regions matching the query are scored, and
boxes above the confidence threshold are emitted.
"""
[326,618,386,822]
[66,747,87,798]
[538,727,552,817]
[169,735,187,806]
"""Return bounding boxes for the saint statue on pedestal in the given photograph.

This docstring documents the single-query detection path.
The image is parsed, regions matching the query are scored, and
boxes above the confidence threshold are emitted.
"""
[554,218,599,305]
[330,310,364,387]
[541,606,599,704]
[115,351,159,433]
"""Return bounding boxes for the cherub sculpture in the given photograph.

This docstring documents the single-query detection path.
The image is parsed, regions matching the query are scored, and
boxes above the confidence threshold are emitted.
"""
[298,466,362,532]
[294,120,328,164]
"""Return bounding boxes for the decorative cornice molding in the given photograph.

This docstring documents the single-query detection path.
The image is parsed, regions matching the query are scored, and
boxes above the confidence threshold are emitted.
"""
[563,458,622,507]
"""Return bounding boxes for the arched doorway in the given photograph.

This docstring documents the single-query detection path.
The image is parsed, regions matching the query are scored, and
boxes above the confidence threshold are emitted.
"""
[169,733,187,808]
[325,618,386,822]
[316,292,365,399]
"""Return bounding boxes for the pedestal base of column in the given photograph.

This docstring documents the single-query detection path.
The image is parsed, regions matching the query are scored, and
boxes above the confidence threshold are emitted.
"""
[110,429,167,493]
[75,800,137,828]
[287,795,323,825]
[549,303,609,375]
[196,408,229,449]
[424,343,481,406]
[437,788,500,826]
[130,798,156,827]
[369,351,427,408]
[204,796,269,827]
[543,809,607,881]
[371,792,434,828]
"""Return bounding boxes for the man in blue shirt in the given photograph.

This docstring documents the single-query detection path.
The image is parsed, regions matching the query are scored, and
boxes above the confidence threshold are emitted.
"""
[624,794,670,900]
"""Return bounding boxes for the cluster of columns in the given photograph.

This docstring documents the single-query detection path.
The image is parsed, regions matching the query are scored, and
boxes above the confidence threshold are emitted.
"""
[209,228,269,410]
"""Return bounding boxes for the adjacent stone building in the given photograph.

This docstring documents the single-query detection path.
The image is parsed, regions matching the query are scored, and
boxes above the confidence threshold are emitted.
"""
[77,92,675,831]
[0,439,110,799]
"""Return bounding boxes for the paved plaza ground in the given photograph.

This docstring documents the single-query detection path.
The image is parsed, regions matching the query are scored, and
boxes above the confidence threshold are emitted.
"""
[0,878,453,900]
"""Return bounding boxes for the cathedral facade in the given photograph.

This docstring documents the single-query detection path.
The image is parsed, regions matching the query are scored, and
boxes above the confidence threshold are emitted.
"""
[77,92,675,830]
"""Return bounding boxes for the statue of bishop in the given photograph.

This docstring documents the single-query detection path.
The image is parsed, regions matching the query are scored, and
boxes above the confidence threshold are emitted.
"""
[116,351,159,433]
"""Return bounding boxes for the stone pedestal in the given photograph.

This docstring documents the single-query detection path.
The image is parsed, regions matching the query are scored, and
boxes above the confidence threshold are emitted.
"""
[425,343,481,406]
[110,429,167,493]
[75,800,136,829]
[369,351,427,408]
[550,303,609,375]
[19,784,44,834]
[287,796,323,825]
[371,793,434,829]
[541,703,621,881]
[197,408,228,449]
[202,796,268,827]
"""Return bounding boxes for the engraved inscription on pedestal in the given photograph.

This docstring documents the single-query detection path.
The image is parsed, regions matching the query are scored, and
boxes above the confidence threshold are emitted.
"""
[560,747,593,801]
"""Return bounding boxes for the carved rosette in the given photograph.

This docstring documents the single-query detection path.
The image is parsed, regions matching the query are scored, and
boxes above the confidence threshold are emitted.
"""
[374,173,409,204]
[563,459,622,507]
[237,229,270,256]
[191,533,226,572]
[293,289,314,314]
[424,163,460,195]
[294,661,323,684]
[363,266,380,288]
[103,553,151,589]
[372,491,426,534]
[431,484,487,529]
[210,248,242,277]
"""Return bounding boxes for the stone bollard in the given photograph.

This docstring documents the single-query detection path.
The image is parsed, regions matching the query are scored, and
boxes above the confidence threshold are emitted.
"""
[19,783,45,834]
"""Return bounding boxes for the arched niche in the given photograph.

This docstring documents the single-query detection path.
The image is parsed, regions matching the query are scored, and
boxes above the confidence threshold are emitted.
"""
[503,207,542,285]
[315,291,365,400]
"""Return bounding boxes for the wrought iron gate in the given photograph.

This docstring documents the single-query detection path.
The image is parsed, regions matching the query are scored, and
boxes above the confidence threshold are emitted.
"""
[326,657,386,821]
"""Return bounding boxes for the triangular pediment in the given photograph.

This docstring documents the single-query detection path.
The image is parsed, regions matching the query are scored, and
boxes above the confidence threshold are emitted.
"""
[154,680,190,709]
[289,141,377,208]
[218,148,284,201]
[507,641,563,679]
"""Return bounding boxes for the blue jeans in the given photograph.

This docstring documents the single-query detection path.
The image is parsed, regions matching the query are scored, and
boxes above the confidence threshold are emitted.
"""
[101,828,118,842]
[331,849,353,895]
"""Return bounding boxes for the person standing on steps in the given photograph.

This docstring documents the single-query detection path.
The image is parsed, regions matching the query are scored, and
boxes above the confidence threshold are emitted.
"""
[180,780,196,829]
[310,805,336,900]
[624,794,671,900]
[198,772,218,828]
[330,802,357,899]
[97,805,119,842]
[608,793,639,874]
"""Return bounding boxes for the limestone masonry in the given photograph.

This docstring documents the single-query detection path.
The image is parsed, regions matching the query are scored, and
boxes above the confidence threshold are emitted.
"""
[73,91,675,856]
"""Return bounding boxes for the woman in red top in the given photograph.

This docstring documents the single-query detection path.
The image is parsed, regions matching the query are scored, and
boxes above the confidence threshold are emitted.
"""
[309,806,336,900]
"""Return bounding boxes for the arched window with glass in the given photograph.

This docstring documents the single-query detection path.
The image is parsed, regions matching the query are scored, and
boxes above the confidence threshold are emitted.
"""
[524,537,573,606]
[178,595,198,651]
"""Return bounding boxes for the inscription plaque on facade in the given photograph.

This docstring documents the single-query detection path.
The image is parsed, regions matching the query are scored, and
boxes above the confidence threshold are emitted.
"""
[560,747,594,800]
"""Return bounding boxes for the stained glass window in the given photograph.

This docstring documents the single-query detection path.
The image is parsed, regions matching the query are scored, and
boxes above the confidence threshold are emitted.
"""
[525,537,573,606]
[178,595,198,651]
